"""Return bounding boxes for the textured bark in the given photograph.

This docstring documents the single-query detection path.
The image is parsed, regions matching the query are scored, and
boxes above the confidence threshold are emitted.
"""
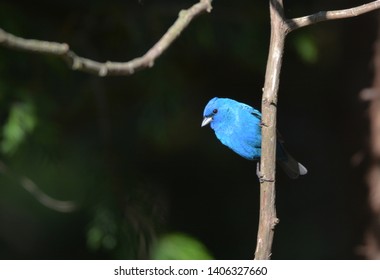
[254,0,285,260]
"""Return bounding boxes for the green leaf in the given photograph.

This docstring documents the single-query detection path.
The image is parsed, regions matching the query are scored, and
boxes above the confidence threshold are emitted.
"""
[151,233,213,260]
[86,207,118,251]
[87,227,104,251]
[1,101,37,155]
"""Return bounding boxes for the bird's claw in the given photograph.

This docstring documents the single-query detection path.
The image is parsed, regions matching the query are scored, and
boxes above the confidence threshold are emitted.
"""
[260,121,269,127]
[259,176,275,183]
[256,162,275,183]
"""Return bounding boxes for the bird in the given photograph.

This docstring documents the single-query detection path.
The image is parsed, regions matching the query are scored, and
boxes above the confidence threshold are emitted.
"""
[201,97,307,179]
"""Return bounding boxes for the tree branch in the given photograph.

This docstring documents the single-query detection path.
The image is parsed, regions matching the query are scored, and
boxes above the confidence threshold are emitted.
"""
[254,0,285,260]
[254,0,380,260]
[0,160,77,213]
[0,0,212,76]
[286,0,380,32]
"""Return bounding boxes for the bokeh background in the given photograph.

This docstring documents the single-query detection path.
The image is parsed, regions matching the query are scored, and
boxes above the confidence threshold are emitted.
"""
[0,0,376,259]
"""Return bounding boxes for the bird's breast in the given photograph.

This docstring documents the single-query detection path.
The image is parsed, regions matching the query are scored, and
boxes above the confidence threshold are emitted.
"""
[213,118,261,160]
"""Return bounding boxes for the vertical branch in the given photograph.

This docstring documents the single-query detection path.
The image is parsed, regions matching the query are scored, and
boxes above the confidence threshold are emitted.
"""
[254,0,286,260]
[252,0,380,260]
[361,16,380,259]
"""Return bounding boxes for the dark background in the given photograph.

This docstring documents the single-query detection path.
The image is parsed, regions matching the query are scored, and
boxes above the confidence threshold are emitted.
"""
[0,0,376,259]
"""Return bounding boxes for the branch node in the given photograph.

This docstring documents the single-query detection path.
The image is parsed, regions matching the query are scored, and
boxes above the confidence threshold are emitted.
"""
[202,0,213,12]
[128,63,135,74]
[179,9,186,18]
[360,88,380,101]
[262,98,277,107]
[61,43,70,53]
[72,58,82,70]
[99,65,108,77]
[271,218,280,229]
[260,121,269,127]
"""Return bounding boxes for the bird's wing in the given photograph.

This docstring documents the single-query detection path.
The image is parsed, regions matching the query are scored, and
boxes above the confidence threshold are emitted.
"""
[246,106,261,120]
[246,105,285,144]
[250,110,261,120]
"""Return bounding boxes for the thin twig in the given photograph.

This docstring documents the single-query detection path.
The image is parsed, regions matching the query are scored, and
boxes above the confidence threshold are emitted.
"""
[286,0,380,32]
[0,160,77,213]
[0,0,213,76]
[21,177,77,213]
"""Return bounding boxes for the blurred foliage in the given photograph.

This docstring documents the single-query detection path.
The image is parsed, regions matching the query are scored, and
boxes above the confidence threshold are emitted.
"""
[292,33,319,64]
[87,207,118,251]
[151,233,213,260]
[1,99,37,155]
[0,0,376,259]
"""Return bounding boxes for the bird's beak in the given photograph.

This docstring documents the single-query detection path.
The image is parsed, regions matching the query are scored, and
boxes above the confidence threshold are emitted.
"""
[201,116,213,127]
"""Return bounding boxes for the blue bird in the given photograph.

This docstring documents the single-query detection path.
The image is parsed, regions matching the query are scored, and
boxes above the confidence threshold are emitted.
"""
[201,97,307,179]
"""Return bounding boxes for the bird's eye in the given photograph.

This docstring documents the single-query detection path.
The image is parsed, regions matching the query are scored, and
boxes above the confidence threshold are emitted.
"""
[212,109,218,114]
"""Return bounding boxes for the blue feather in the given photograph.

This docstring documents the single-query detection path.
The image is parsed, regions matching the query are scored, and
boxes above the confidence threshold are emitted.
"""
[202,97,307,178]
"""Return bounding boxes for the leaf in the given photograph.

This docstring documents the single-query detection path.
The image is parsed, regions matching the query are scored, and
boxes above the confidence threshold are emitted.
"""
[86,207,118,251]
[1,101,37,155]
[151,233,213,260]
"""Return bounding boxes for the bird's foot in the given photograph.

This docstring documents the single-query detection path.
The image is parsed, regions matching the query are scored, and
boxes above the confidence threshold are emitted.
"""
[259,176,275,183]
[260,121,269,127]
[256,162,275,183]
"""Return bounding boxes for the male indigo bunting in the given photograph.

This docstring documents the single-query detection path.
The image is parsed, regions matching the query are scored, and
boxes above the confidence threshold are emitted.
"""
[201,97,307,179]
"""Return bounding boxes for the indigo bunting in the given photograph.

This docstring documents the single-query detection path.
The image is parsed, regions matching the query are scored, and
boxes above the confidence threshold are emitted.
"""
[201,97,307,179]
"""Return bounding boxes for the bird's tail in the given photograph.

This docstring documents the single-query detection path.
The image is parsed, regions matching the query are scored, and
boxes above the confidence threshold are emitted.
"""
[278,148,307,179]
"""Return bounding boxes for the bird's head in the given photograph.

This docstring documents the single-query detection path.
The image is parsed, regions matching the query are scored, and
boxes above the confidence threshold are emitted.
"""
[201,97,220,127]
[201,97,237,129]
